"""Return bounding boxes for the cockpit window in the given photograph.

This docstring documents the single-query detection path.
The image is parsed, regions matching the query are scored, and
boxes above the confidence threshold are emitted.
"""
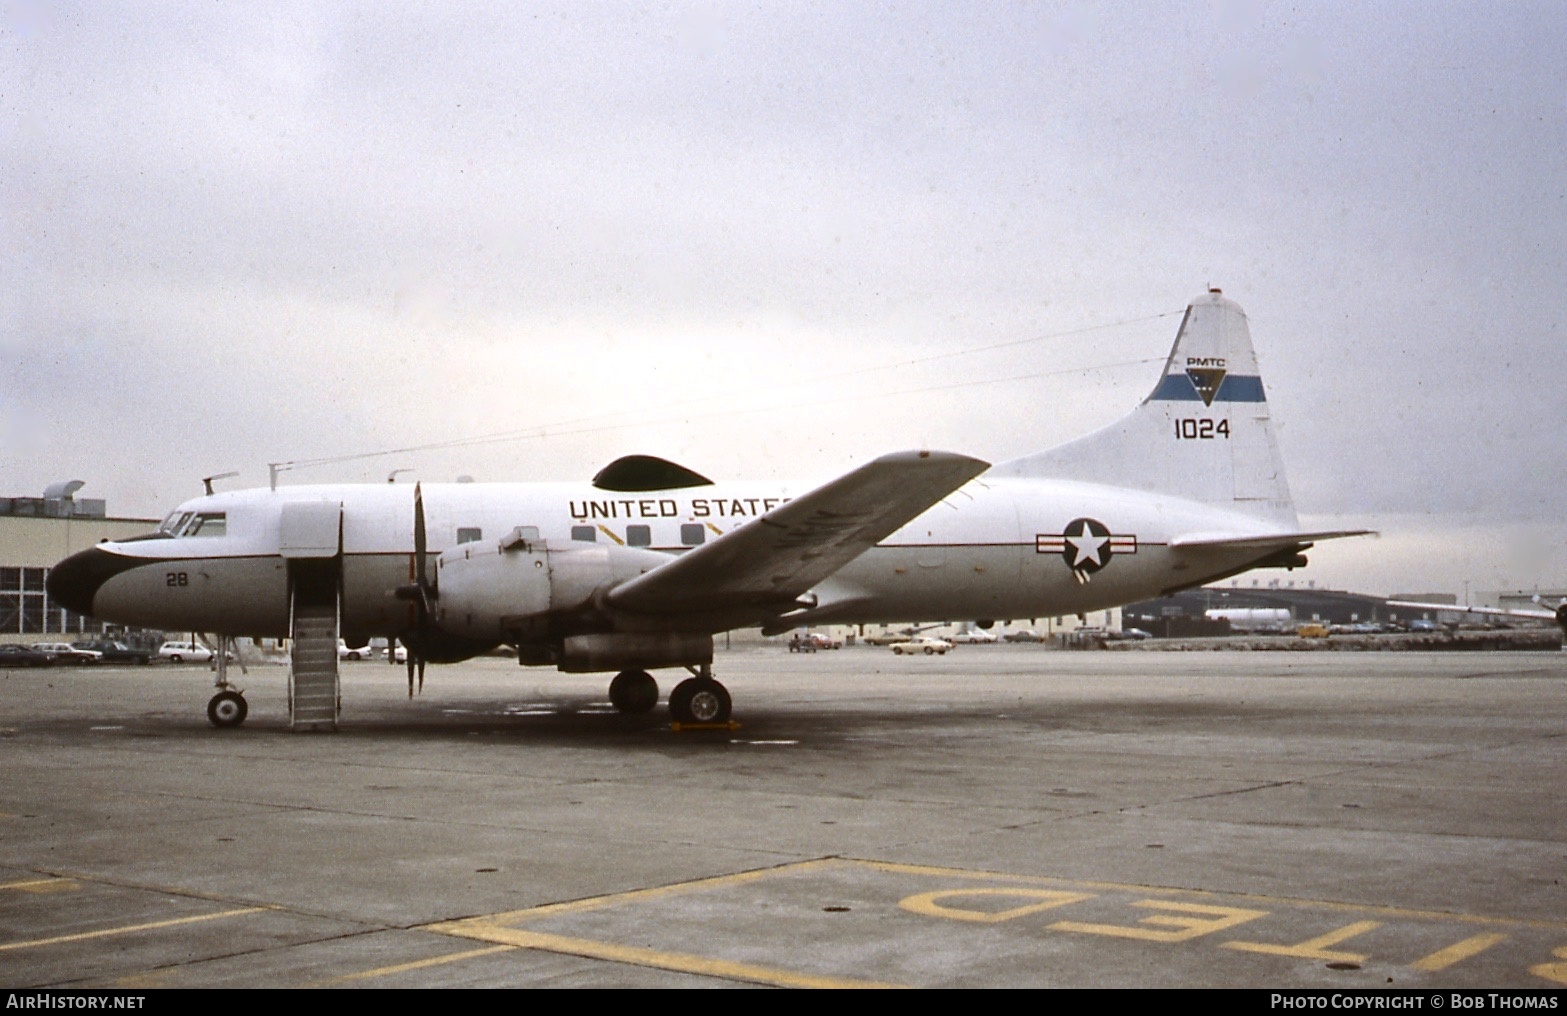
[159,512,195,536]
[158,511,226,537]
[182,513,227,537]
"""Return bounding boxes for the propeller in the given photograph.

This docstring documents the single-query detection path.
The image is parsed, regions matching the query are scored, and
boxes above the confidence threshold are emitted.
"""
[394,482,433,696]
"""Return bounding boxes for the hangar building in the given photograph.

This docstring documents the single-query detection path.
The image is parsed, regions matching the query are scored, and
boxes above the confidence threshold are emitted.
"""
[0,483,158,639]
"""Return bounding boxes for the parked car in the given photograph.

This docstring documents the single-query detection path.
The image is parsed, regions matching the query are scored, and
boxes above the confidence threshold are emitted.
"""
[950,629,998,644]
[72,640,154,665]
[158,641,214,663]
[33,642,103,664]
[338,641,374,661]
[1002,629,1043,643]
[890,636,954,655]
[865,628,935,646]
[0,644,55,667]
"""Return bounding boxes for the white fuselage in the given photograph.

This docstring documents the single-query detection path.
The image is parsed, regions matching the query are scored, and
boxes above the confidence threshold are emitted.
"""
[77,474,1287,641]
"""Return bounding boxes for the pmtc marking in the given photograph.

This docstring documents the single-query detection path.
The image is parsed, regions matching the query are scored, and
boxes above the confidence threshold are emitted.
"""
[1186,357,1226,368]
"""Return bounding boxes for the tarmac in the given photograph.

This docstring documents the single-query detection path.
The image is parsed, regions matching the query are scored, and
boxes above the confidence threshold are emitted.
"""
[2,644,1565,989]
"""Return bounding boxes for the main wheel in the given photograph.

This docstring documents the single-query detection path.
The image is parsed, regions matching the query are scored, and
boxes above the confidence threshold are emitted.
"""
[668,678,731,725]
[609,669,659,714]
[207,691,248,728]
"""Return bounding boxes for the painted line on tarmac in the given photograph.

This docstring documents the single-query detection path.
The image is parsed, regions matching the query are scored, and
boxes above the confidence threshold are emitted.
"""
[432,926,903,989]
[330,857,1567,987]
[316,945,519,985]
[0,907,269,953]
[0,878,77,894]
[857,858,1567,931]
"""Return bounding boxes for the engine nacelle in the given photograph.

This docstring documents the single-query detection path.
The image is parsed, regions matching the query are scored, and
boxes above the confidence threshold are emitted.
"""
[559,632,713,673]
[434,532,671,642]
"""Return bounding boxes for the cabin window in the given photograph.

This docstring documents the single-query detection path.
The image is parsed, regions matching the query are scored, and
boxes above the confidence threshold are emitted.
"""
[680,524,705,546]
[183,513,227,537]
[626,524,652,547]
[571,526,597,543]
[456,527,483,545]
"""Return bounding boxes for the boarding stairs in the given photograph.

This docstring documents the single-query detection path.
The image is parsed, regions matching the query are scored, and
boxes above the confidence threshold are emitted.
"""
[288,558,341,732]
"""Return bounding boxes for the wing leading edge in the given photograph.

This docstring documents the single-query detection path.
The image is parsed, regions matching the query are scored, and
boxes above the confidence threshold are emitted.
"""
[607,450,990,616]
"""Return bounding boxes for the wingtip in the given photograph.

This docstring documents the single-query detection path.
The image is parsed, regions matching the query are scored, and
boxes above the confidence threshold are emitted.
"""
[878,448,991,473]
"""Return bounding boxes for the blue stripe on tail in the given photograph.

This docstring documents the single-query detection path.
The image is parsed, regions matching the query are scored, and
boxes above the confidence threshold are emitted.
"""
[1149,375,1266,402]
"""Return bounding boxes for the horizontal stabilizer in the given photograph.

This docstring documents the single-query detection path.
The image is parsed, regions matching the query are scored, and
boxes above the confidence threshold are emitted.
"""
[608,450,989,615]
[1170,528,1375,551]
[1386,600,1561,622]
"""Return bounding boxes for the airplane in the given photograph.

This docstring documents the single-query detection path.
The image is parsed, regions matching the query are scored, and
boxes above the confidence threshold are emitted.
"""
[47,288,1370,729]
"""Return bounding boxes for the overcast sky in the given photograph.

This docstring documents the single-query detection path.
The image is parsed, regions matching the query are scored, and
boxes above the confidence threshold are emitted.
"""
[5,1,1565,598]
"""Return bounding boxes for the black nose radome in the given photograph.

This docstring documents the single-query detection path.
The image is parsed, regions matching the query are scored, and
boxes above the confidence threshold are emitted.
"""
[46,546,137,616]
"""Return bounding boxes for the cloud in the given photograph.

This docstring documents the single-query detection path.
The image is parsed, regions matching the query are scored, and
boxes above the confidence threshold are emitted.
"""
[5,2,1565,597]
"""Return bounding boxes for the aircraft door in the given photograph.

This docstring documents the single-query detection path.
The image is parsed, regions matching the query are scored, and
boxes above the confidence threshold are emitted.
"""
[279,501,343,559]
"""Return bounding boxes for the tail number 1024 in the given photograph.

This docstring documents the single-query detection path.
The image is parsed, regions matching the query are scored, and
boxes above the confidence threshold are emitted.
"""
[1174,418,1229,440]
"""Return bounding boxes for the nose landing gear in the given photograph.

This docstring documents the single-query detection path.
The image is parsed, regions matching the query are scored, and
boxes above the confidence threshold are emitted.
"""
[207,690,248,727]
[206,635,248,728]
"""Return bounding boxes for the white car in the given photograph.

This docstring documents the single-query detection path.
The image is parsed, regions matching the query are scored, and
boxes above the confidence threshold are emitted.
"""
[890,636,954,655]
[158,641,214,663]
[949,629,998,644]
[338,641,374,661]
[33,642,102,664]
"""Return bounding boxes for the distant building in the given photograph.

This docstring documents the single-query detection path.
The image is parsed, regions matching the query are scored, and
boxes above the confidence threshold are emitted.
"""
[0,484,158,638]
[1125,583,1393,633]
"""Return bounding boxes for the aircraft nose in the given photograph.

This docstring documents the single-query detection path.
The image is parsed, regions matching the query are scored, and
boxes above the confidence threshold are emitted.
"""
[46,545,125,616]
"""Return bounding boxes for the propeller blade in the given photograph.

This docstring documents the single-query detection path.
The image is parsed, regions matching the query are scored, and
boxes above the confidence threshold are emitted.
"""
[407,654,415,698]
[413,482,428,610]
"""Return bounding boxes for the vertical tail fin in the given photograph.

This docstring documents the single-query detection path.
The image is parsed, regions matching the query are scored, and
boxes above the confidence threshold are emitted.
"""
[990,289,1298,527]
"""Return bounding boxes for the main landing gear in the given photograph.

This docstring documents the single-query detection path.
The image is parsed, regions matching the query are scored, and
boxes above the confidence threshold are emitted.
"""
[609,669,659,714]
[669,673,731,724]
[606,665,733,725]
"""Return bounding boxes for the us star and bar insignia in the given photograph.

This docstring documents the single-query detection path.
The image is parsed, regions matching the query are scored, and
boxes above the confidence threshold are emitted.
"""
[1036,518,1137,583]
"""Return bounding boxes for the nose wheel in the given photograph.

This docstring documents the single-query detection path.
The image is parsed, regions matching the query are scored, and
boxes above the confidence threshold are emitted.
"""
[207,690,248,728]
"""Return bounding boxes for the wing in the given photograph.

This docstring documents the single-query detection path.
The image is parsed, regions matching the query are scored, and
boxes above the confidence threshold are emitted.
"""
[607,450,989,616]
